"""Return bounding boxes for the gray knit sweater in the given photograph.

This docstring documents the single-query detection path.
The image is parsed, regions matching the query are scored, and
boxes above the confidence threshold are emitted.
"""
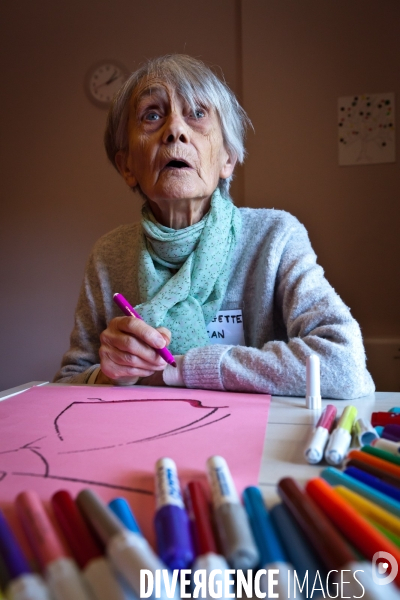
[54,208,375,399]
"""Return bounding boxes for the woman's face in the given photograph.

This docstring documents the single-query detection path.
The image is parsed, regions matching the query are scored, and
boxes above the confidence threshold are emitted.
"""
[116,80,235,211]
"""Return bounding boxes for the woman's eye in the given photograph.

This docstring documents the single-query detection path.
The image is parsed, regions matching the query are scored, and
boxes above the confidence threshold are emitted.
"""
[145,112,160,121]
[192,108,206,119]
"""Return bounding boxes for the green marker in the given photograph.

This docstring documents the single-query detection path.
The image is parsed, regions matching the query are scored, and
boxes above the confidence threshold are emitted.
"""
[362,445,400,467]
[324,405,357,465]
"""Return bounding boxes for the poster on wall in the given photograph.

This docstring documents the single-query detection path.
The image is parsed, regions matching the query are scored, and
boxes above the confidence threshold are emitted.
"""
[338,92,395,165]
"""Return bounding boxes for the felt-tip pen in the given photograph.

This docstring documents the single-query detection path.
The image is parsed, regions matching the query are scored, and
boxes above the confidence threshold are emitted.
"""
[52,490,134,600]
[154,458,194,570]
[0,508,51,600]
[15,491,91,600]
[372,437,400,455]
[243,487,296,597]
[324,405,357,465]
[77,489,178,600]
[113,293,176,367]
[206,456,259,570]
[304,404,337,464]
[306,478,400,595]
[185,481,232,600]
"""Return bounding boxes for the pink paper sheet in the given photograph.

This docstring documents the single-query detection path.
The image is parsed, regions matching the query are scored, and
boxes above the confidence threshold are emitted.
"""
[0,384,270,546]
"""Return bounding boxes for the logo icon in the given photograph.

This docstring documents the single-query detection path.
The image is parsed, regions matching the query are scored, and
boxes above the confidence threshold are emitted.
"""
[372,551,398,585]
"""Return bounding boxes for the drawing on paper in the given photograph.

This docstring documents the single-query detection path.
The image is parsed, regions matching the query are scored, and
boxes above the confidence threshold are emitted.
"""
[338,93,395,165]
[0,396,230,493]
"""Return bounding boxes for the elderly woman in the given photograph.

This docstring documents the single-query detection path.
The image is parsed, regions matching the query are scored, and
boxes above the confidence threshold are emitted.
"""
[55,54,374,399]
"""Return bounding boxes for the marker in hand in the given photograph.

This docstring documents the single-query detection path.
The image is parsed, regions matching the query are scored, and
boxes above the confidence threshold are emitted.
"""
[113,293,176,367]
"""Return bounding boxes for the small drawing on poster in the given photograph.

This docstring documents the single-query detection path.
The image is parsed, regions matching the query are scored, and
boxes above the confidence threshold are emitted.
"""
[338,93,395,165]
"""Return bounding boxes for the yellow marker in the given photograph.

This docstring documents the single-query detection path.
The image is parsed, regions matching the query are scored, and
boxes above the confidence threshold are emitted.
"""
[372,520,400,548]
[335,485,400,537]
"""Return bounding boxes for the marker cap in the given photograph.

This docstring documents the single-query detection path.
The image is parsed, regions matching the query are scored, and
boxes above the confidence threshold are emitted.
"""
[15,491,65,570]
[52,490,102,569]
[108,498,141,535]
[6,573,52,600]
[354,418,379,446]
[206,456,240,508]
[304,426,329,464]
[154,458,194,571]
[324,428,352,465]
[186,481,217,556]
[337,406,358,433]
[373,437,400,456]
[76,489,124,546]
[306,355,321,410]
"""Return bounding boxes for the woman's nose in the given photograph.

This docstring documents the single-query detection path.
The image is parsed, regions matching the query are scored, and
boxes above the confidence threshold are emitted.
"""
[162,112,189,144]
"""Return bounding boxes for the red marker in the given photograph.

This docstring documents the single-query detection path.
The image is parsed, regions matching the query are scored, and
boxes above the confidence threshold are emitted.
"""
[52,491,130,600]
[185,481,232,600]
[371,412,400,427]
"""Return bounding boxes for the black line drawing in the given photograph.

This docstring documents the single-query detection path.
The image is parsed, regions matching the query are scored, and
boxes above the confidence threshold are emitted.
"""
[1,395,231,496]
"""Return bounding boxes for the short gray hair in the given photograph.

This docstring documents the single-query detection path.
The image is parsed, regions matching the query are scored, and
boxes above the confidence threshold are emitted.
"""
[104,54,251,198]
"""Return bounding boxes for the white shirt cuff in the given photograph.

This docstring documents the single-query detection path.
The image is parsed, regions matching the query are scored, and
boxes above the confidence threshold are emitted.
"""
[163,355,185,387]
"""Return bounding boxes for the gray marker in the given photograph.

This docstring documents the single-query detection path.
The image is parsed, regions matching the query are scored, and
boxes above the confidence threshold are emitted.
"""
[206,456,259,571]
[77,490,179,600]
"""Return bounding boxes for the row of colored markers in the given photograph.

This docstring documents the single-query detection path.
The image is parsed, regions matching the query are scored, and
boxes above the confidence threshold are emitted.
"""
[2,432,400,599]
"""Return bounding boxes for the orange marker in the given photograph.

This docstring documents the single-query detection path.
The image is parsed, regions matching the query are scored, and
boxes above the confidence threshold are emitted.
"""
[306,478,400,588]
[347,449,400,479]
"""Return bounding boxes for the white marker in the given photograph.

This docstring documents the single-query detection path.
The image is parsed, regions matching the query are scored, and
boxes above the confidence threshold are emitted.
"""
[206,456,259,570]
[306,354,321,410]
[304,404,337,464]
[325,405,358,465]
[355,418,380,446]
[372,437,400,455]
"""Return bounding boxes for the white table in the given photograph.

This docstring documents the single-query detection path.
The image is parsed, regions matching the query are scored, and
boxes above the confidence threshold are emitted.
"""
[260,391,400,506]
[2,383,399,507]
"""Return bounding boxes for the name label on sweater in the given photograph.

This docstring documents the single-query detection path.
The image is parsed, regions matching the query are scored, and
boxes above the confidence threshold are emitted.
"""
[207,309,245,346]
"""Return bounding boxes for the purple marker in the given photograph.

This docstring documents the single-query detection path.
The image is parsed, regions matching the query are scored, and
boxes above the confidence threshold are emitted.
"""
[382,424,400,443]
[113,293,176,367]
[0,509,51,599]
[154,458,194,570]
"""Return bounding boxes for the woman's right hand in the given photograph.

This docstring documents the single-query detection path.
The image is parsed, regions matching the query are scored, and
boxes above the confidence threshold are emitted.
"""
[96,316,171,385]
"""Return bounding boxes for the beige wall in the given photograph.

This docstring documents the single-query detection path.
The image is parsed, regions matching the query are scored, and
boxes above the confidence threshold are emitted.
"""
[1,0,399,391]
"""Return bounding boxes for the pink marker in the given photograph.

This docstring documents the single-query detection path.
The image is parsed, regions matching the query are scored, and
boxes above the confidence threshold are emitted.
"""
[304,404,337,464]
[15,491,92,600]
[113,293,176,367]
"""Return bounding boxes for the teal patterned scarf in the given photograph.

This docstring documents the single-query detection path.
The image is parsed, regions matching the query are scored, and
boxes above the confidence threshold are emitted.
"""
[135,189,242,354]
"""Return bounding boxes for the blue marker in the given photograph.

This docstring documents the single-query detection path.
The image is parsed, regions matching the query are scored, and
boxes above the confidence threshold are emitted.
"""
[344,466,400,503]
[109,498,141,535]
[270,503,323,589]
[243,487,295,597]
[321,467,400,518]
[154,458,194,570]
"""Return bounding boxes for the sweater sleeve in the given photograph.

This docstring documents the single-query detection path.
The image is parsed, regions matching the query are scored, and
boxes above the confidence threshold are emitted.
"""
[53,245,112,384]
[182,219,375,400]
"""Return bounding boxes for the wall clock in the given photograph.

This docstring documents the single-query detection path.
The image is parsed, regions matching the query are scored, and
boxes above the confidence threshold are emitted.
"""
[85,60,129,108]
